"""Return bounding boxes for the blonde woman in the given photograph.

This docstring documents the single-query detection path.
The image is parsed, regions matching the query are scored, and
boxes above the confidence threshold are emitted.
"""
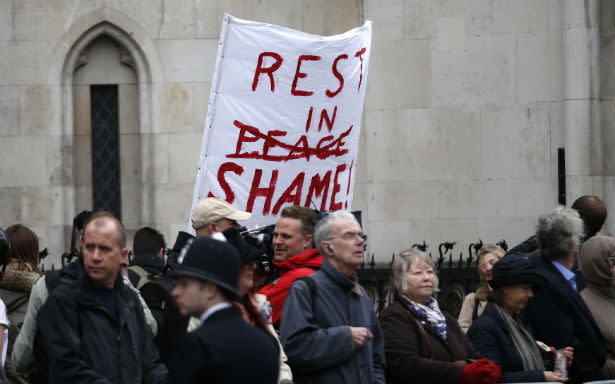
[458,243,505,333]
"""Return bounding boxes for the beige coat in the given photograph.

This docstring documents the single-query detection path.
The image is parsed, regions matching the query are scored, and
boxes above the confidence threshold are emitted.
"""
[457,285,489,333]
[580,235,615,379]
[581,286,615,378]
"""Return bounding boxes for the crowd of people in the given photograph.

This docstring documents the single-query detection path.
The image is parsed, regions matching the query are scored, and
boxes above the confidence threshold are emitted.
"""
[0,195,612,383]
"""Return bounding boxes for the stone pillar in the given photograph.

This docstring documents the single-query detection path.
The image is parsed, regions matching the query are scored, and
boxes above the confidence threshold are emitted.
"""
[563,0,605,210]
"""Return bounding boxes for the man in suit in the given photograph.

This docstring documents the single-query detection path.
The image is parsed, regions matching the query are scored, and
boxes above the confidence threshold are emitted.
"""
[168,236,279,383]
[524,206,606,384]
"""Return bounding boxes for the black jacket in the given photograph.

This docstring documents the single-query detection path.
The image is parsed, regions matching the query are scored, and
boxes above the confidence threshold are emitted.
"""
[168,305,279,384]
[36,267,167,384]
[379,298,480,384]
[523,257,606,383]
[468,303,545,383]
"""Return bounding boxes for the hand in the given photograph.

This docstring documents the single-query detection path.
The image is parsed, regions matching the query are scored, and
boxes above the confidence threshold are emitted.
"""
[544,371,568,382]
[349,326,373,349]
[550,346,574,366]
[561,347,573,366]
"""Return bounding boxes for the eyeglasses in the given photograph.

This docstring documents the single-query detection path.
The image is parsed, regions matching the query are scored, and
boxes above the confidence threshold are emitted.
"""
[329,231,367,242]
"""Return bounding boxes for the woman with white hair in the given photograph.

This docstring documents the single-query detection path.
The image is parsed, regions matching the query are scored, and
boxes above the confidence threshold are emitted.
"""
[379,248,502,384]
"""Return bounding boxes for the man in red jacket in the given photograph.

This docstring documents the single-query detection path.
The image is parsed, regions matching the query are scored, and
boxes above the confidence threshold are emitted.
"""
[259,206,323,329]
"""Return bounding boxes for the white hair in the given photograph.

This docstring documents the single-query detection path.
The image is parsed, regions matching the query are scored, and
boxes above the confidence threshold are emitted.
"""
[536,206,584,261]
[314,211,358,256]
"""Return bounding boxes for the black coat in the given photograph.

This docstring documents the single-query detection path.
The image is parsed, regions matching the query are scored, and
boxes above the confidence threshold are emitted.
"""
[168,305,279,384]
[379,298,480,384]
[523,257,606,383]
[36,268,167,384]
[468,303,544,383]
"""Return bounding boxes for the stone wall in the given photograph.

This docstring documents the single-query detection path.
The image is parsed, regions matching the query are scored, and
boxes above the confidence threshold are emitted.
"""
[0,0,612,266]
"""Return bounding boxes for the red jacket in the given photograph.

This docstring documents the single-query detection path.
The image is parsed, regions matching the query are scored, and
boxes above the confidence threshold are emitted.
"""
[258,248,323,329]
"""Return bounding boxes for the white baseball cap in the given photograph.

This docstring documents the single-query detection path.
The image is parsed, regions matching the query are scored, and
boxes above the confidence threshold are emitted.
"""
[191,197,251,230]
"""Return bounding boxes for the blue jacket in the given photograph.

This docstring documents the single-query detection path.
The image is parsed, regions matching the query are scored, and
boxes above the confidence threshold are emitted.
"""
[468,303,544,383]
[280,258,386,384]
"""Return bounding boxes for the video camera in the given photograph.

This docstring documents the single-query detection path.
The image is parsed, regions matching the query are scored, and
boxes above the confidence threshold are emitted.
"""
[239,208,332,285]
[61,210,93,267]
[240,224,277,283]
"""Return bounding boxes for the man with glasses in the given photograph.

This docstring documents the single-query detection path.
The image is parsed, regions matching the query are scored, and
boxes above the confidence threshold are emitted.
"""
[280,211,385,384]
[191,197,251,237]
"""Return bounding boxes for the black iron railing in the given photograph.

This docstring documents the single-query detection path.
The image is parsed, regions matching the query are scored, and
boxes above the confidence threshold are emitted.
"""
[358,239,508,317]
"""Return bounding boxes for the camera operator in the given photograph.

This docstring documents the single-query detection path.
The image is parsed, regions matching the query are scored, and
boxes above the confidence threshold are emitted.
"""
[259,205,323,330]
[191,197,251,237]
[185,197,253,332]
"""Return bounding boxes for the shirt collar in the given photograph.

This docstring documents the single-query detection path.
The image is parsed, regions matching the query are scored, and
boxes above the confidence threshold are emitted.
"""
[551,260,576,283]
[199,302,232,325]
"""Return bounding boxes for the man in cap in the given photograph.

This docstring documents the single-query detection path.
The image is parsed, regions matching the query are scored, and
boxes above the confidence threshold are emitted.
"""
[168,237,279,383]
[191,197,251,237]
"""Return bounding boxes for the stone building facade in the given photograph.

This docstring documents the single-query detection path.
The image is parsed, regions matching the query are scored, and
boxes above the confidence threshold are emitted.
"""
[0,0,613,266]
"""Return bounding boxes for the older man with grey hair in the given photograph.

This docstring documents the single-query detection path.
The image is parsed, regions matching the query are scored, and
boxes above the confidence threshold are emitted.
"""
[280,211,385,384]
[523,206,606,384]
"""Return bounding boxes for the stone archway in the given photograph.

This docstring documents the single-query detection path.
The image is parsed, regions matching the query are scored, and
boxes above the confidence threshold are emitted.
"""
[49,10,163,247]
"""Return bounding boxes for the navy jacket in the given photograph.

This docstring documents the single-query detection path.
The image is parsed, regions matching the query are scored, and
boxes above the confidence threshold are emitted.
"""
[468,303,544,383]
[523,257,606,383]
[280,258,386,384]
[168,305,279,384]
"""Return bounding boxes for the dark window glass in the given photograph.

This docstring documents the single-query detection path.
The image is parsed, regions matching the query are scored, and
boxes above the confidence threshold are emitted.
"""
[90,85,121,219]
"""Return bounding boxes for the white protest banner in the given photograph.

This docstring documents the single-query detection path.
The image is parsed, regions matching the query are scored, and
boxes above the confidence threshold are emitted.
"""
[190,13,372,229]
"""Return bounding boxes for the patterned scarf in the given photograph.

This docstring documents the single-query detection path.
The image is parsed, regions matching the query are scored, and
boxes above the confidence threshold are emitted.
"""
[494,304,545,371]
[403,295,448,341]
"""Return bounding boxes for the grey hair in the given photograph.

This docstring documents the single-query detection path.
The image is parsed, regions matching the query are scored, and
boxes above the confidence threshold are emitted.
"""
[314,211,358,256]
[389,248,439,296]
[536,206,584,261]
